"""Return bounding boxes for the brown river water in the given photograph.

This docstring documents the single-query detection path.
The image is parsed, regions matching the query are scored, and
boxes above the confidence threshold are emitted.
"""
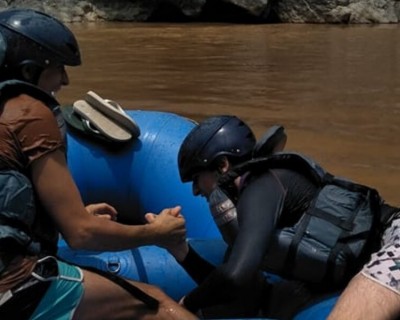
[58,22,400,205]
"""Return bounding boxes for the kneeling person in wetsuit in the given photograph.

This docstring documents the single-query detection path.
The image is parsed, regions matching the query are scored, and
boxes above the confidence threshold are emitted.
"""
[162,115,399,319]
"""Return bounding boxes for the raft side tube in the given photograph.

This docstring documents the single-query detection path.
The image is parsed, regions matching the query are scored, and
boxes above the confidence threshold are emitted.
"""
[66,110,220,239]
[58,238,227,300]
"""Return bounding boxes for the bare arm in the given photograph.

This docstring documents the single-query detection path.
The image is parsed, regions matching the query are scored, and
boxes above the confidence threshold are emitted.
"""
[31,149,186,251]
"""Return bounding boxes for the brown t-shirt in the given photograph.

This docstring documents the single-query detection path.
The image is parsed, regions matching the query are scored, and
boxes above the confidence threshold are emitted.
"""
[0,93,65,292]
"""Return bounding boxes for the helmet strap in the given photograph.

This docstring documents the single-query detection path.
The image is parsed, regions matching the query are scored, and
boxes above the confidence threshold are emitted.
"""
[217,170,240,204]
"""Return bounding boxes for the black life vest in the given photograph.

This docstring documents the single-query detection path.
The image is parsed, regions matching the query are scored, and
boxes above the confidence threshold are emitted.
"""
[0,170,39,274]
[227,152,382,286]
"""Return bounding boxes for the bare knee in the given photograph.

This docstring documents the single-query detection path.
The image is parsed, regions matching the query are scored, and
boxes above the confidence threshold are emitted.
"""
[137,283,195,316]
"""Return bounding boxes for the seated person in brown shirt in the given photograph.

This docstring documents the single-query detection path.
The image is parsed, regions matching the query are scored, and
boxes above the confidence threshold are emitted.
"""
[0,8,197,320]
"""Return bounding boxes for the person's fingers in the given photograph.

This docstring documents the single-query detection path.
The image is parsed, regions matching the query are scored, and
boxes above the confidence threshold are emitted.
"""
[86,203,118,217]
[169,206,182,217]
[95,214,112,220]
[145,213,157,223]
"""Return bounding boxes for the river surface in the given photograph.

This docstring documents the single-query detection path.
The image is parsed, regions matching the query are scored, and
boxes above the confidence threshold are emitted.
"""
[58,22,400,205]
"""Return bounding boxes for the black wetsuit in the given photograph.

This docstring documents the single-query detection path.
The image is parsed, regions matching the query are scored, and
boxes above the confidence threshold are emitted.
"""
[179,167,398,318]
[180,168,320,317]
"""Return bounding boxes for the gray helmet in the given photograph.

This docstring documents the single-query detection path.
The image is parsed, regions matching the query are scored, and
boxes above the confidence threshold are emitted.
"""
[178,115,256,182]
[0,8,81,77]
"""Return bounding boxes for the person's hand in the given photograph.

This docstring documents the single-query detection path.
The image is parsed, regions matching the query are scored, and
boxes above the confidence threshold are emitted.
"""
[145,206,188,260]
[86,203,118,221]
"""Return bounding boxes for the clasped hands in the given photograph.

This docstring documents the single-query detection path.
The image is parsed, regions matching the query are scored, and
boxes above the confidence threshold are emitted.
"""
[145,206,189,262]
[85,203,189,261]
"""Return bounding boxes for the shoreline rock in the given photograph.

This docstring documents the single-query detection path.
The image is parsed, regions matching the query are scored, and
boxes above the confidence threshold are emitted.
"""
[0,0,399,24]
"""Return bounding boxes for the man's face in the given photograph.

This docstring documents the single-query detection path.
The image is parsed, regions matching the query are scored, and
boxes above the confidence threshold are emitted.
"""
[37,64,69,95]
[192,170,219,198]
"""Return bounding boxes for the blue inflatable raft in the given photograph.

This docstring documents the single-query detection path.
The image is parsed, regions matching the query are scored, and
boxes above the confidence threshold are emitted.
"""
[58,110,338,319]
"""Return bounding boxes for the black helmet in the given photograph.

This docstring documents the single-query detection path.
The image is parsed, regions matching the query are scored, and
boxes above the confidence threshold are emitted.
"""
[0,8,81,74]
[178,115,256,182]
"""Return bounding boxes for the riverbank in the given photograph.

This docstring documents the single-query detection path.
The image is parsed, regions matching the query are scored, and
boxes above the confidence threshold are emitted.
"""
[2,0,400,24]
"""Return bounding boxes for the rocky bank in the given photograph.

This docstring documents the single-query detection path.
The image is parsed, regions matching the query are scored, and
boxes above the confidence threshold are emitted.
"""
[1,0,399,23]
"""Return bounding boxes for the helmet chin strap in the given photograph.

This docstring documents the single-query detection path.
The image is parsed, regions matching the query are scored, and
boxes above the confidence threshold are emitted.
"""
[217,170,240,204]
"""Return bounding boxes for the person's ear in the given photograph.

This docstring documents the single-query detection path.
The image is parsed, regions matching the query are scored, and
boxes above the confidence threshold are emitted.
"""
[20,63,38,82]
[218,156,230,174]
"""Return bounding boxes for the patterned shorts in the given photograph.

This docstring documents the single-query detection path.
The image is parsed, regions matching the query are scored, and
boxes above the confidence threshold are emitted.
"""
[361,215,400,295]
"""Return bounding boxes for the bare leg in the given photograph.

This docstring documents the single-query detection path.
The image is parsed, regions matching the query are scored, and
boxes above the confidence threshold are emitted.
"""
[73,269,198,320]
[327,273,400,320]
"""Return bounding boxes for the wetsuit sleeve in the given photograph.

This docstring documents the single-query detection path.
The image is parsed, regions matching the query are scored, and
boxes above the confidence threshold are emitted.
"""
[179,245,216,284]
[183,172,285,312]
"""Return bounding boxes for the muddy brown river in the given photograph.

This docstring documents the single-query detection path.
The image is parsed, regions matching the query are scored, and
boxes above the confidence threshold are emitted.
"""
[58,22,400,205]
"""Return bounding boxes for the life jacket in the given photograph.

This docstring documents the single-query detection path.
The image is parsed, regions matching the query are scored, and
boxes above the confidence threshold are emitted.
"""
[0,80,64,274]
[226,152,382,286]
[0,170,40,274]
